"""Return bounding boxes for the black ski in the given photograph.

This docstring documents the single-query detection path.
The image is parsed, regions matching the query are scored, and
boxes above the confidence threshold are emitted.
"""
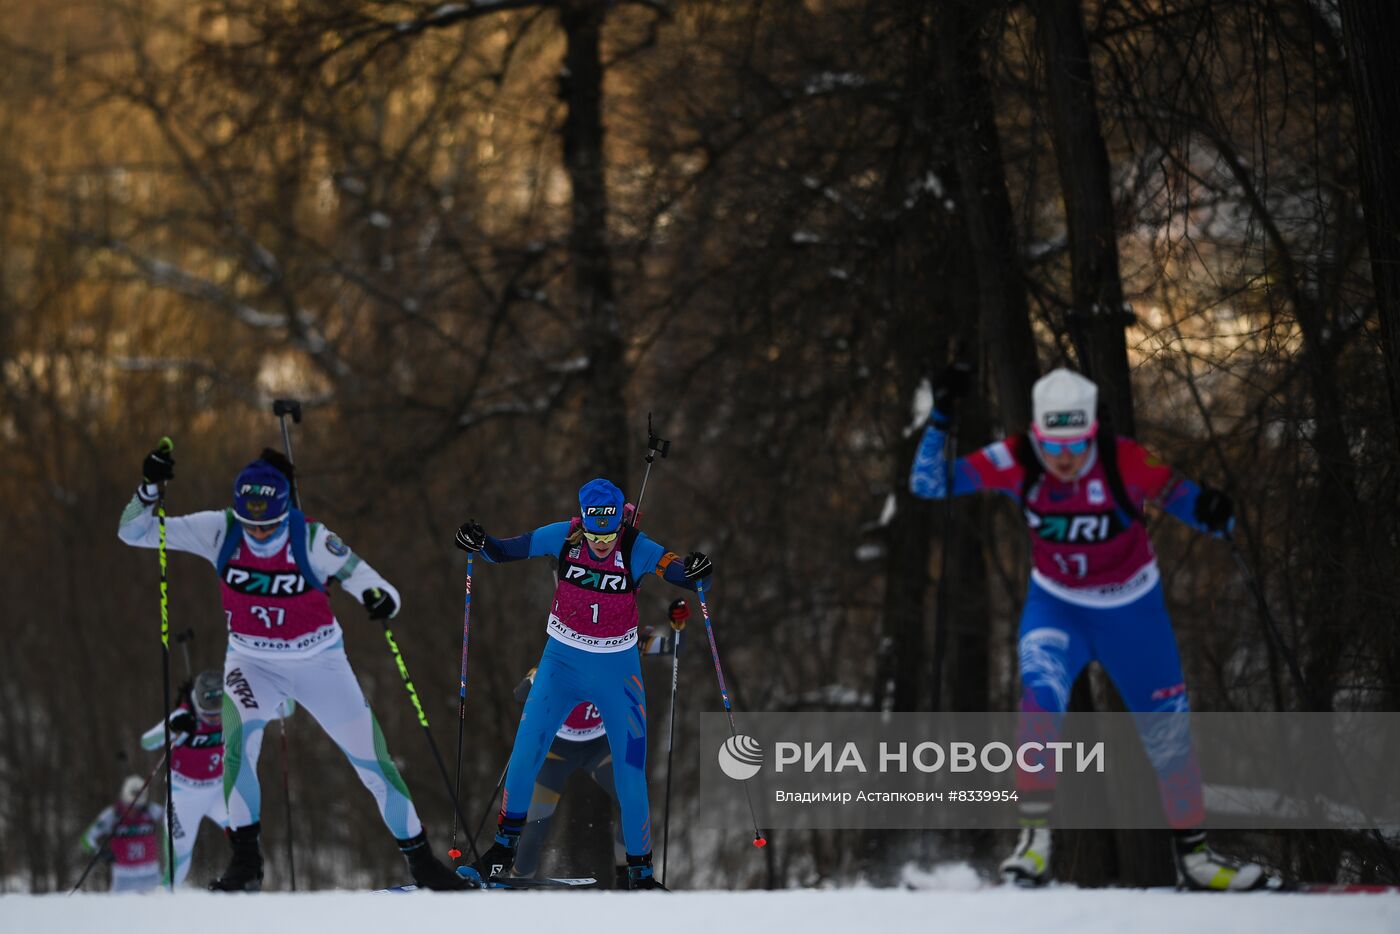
[375,876,598,893]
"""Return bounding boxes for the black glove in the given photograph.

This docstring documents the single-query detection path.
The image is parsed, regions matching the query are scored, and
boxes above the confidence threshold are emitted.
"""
[668,598,691,631]
[930,363,974,421]
[258,447,296,482]
[363,587,398,620]
[1193,486,1234,534]
[683,552,713,581]
[169,710,197,736]
[142,442,175,484]
[455,520,486,553]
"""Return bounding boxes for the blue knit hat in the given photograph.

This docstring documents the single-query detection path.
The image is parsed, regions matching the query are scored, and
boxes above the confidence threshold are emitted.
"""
[233,460,292,526]
[578,478,625,534]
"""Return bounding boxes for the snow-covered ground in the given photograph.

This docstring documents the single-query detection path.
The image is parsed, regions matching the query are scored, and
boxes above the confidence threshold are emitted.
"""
[7,886,1398,934]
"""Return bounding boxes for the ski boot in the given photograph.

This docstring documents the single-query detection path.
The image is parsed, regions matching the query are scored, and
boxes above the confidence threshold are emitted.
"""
[999,827,1051,887]
[625,852,665,891]
[397,831,474,891]
[209,822,263,892]
[614,864,630,890]
[1174,831,1274,891]
[475,823,521,882]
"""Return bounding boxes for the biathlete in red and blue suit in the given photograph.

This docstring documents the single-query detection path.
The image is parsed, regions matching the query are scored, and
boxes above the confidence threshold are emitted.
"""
[910,367,1273,891]
[454,478,712,890]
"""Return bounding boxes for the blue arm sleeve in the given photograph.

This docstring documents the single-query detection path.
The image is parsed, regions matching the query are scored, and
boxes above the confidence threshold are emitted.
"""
[630,533,699,591]
[1159,477,1229,536]
[908,421,983,500]
[662,561,698,591]
[481,521,573,564]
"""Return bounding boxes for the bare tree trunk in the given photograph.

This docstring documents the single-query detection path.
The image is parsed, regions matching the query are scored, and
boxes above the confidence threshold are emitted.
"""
[936,1,1040,432]
[1030,0,1170,884]
[557,1,628,879]
[1338,0,1400,451]
[561,0,630,482]
[1031,0,1135,435]
[875,345,935,717]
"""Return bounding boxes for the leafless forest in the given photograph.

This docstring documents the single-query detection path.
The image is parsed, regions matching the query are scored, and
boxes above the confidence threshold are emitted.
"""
[2,0,1398,892]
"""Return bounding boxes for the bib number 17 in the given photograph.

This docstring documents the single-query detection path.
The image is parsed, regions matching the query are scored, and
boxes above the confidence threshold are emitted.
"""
[1053,552,1089,579]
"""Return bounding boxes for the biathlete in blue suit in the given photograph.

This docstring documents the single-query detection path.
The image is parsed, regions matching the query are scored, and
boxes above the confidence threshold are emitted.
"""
[454,478,712,890]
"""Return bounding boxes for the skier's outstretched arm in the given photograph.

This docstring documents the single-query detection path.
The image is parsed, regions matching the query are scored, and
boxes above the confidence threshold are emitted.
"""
[453,520,572,564]
[1115,438,1234,537]
[117,490,229,560]
[628,534,710,592]
[908,419,997,500]
[140,708,196,751]
[304,523,404,619]
[80,807,116,853]
[116,443,229,562]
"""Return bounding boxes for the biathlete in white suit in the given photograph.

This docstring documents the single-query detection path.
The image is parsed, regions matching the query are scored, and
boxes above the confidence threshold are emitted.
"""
[137,669,293,885]
[454,478,712,890]
[118,443,467,891]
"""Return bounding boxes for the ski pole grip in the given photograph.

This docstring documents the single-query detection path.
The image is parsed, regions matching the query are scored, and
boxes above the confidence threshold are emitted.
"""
[645,412,671,458]
[273,399,303,423]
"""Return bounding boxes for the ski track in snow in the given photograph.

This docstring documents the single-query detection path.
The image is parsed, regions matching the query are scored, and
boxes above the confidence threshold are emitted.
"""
[8,888,1398,934]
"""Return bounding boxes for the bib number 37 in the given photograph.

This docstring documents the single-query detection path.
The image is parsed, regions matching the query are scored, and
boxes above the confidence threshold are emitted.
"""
[250,606,287,629]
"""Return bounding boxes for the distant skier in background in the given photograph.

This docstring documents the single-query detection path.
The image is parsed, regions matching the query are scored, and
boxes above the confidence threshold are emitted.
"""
[80,775,163,893]
[455,478,711,890]
[118,444,467,891]
[510,601,686,888]
[910,366,1274,890]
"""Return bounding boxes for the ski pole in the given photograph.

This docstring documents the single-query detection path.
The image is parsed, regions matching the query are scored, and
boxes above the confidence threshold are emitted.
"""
[661,599,689,887]
[272,399,303,508]
[926,359,970,711]
[153,436,177,892]
[628,413,670,528]
[71,752,169,894]
[471,760,510,847]
[377,618,484,864]
[927,401,958,712]
[693,580,765,849]
[271,398,303,891]
[624,416,688,877]
[447,553,473,862]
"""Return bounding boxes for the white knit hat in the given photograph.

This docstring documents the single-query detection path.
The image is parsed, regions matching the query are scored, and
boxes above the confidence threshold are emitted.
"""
[1032,368,1099,439]
[120,774,146,805]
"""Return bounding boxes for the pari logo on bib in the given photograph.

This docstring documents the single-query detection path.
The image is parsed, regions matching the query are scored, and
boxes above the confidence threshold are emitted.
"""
[579,477,625,534]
